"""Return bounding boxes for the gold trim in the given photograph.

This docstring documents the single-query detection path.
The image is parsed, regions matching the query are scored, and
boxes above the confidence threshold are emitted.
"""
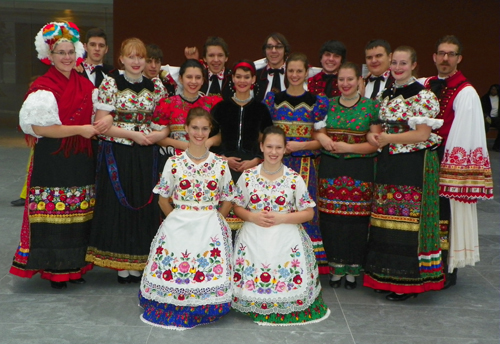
[371,213,419,223]
[371,218,420,231]
[29,212,93,224]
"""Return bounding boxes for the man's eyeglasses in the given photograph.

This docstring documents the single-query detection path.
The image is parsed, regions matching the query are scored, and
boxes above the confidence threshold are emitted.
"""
[436,51,459,58]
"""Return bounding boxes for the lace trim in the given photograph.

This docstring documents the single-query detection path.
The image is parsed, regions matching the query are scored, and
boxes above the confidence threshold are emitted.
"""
[95,102,115,112]
[150,122,166,131]
[407,117,444,130]
[19,90,61,137]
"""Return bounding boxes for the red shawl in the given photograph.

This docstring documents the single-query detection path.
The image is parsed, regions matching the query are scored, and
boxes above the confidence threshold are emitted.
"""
[26,66,95,156]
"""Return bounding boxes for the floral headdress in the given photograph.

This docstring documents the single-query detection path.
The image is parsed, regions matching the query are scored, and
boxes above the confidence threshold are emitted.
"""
[34,21,85,66]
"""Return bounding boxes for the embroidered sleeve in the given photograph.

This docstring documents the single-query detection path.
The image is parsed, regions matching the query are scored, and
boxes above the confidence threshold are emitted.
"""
[313,95,329,122]
[96,75,117,112]
[411,89,440,118]
[291,170,316,211]
[153,157,175,198]
[233,170,251,208]
[152,77,167,104]
[263,92,276,116]
[219,159,236,202]
[19,90,61,138]
[369,101,381,124]
[152,97,172,126]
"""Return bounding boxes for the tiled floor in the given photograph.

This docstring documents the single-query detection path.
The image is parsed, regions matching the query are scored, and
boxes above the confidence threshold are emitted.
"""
[0,127,498,344]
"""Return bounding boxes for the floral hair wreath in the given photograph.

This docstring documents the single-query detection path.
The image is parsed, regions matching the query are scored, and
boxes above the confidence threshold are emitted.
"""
[34,21,85,66]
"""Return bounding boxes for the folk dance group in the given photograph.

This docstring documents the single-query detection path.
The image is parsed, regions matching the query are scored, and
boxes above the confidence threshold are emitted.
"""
[10,21,493,330]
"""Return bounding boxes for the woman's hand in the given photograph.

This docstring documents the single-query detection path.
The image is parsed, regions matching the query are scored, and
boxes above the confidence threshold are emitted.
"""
[93,115,113,134]
[331,141,351,154]
[132,131,153,146]
[250,210,275,227]
[377,132,391,148]
[226,156,242,171]
[146,130,167,144]
[366,132,379,147]
[79,125,99,139]
[285,140,303,154]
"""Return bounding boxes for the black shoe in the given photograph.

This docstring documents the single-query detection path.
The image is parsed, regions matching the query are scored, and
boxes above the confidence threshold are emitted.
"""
[68,278,86,284]
[329,278,342,288]
[374,289,390,294]
[117,275,131,284]
[129,275,142,283]
[50,281,67,289]
[344,279,357,290]
[385,292,418,301]
[442,269,458,289]
[11,198,25,206]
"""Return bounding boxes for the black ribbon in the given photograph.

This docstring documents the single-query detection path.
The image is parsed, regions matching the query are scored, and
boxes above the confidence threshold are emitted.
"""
[208,74,222,95]
[268,68,284,93]
[369,75,385,99]
[429,78,446,97]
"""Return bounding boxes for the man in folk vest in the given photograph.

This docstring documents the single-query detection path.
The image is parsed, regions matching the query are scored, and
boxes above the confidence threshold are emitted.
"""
[421,35,493,288]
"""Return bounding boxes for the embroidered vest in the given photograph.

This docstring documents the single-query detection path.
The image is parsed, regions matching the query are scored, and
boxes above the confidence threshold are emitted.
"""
[424,71,470,144]
[307,71,340,98]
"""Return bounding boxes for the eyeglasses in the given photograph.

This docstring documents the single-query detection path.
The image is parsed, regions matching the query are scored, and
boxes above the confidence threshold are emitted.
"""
[51,50,76,57]
[436,51,460,58]
[265,44,284,51]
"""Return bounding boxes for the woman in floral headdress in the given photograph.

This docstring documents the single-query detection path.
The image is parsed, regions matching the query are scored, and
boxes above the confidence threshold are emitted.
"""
[10,22,109,289]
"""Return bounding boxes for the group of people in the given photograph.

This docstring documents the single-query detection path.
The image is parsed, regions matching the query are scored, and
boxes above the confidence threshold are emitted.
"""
[10,21,493,330]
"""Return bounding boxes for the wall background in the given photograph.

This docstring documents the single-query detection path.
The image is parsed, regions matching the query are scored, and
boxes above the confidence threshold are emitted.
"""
[114,0,499,95]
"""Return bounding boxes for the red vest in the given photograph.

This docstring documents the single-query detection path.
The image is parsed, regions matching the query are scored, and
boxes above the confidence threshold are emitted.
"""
[424,71,471,144]
[307,71,340,98]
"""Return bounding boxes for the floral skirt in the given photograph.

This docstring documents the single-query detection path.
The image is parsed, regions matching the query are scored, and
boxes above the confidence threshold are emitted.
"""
[232,221,327,324]
[364,147,444,293]
[317,154,374,275]
[242,293,330,326]
[139,291,231,330]
[10,138,95,281]
[139,209,233,329]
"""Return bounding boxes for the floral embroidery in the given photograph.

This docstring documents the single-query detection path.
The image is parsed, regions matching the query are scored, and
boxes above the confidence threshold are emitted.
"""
[378,89,441,154]
[149,234,225,287]
[154,154,234,204]
[233,244,304,296]
[29,184,95,215]
[318,176,373,215]
[97,76,165,146]
[372,183,422,218]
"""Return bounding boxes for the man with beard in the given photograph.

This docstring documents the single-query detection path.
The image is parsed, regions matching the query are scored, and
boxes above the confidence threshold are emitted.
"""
[421,35,493,288]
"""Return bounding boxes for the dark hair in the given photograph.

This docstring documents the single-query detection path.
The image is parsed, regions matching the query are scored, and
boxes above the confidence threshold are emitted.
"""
[262,32,290,58]
[394,45,417,64]
[146,44,163,62]
[435,35,463,55]
[85,28,107,45]
[232,59,256,76]
[261,125,286,146]
[488,84,500,95]
[185,107,213,127]
[203,36,229,57]
[179,59,205,78]
[365,39,391,55]
[286,52,308,71]
[319,40,346,63]
[339,62,361,78]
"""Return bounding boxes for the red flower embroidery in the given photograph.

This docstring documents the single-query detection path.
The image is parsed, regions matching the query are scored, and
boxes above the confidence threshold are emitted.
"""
[210,248,221,257]
[162,270,173,281]
[194,271,205,282]
[260,272,271,283]
[179,180,191,190]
